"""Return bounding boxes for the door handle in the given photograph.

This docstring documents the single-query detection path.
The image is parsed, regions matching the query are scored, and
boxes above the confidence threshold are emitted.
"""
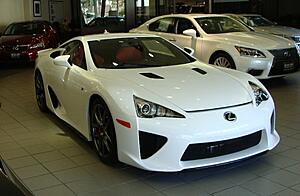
[168,38,176,42]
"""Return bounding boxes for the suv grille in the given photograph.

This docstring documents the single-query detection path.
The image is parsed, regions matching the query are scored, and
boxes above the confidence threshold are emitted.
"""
[268,48,300,76]
[181,131,262,161]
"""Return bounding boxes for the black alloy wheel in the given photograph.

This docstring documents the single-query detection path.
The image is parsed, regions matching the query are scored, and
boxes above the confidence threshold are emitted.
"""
[90,98,118,164]
[212,53,236,69]
[35,71,48,112]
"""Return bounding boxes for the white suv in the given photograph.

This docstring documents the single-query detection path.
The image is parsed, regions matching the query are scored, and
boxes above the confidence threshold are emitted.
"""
[131,14,299,79]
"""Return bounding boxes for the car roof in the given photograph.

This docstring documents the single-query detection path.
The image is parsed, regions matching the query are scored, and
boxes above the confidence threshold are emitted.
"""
[79,33,160,41]
[157,13,229,19]
[239,14,261,17]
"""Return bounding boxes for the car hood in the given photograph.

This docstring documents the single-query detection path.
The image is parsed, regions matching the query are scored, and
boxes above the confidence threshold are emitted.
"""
[254,26,300,38]
[109,62,252,111]
[210,31,294,50]
[0,35,41,46]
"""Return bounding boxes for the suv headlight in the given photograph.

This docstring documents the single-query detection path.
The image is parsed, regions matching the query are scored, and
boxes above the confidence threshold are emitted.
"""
[249,81,269,106]
[134,96,185,118]
[235,46,266,58]
[30,42,45,49]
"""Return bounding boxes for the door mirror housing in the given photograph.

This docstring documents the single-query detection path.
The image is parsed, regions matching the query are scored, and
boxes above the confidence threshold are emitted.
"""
[183,47,195,56]
[183,29,197,38]
[53,55,71,68]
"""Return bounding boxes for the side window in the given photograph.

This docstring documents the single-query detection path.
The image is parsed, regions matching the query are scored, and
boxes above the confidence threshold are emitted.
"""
[88,20,96,27]
[70,43,87,70]
[61,41,77,55]
[148,18,175,33]
[61,41,87,70]
[176,18,200,37]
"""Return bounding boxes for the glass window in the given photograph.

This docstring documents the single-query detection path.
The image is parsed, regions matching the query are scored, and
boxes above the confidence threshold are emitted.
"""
[149,18,175,33]
[136,0,156,25]
[195,17,250,34]
[88,37,195,69]
[176,18,199,36]
[81,0,125,24]
[4,22,44,35]
[61,41,87,70]
[243,15,275,27]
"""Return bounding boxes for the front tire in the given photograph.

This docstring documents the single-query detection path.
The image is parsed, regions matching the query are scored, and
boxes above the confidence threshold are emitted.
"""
[90,98,118,165]
[211,53,236,69]
[35,71,48,112]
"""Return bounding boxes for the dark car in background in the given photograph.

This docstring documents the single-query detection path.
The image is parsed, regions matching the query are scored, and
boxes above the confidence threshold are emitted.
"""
[0,20,59,65]
[81,16,126,35]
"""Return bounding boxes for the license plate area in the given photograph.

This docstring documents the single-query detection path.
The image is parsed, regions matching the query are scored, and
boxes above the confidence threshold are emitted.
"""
[283,62,295,71]
[10,53,20,59]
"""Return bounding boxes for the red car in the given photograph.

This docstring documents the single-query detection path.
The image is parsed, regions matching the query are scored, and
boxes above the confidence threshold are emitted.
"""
[0,20,59,65]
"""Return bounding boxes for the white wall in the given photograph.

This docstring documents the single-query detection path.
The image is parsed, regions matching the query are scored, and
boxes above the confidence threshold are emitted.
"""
[24,0,50,21]
[0,0,71,32]
[0,0,25,31]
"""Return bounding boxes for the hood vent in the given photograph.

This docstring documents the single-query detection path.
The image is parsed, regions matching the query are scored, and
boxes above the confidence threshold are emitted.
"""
[192,68,207,75]
[140,73,164,79]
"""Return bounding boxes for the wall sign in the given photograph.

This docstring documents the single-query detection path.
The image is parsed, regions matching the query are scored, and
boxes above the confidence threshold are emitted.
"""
[33,0,42,17]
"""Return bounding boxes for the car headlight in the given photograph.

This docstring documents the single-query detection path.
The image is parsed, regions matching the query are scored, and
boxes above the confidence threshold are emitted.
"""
[249,81,269,106]
[235,46,266,58]
[133,96,185,118]
[30,42,45,49]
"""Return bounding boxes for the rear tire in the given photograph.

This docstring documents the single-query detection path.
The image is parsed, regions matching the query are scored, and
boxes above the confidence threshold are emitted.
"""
[90,98,118,165]
[34,71,48,112]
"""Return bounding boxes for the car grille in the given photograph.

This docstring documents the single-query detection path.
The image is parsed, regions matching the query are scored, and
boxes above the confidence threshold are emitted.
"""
[0,44,29,52]
[181,131,262,161]
[268,48,300,76]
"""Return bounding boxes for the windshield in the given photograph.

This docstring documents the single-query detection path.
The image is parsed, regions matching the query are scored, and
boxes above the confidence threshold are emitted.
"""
[88,37,195,69]
[4,23,43,35]
[243,16,275,27]
[195,17,250,34]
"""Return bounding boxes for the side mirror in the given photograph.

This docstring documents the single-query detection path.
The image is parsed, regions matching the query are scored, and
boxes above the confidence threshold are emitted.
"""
[183,47,195,56]
[53,55,71,68]
[183,29,197,38]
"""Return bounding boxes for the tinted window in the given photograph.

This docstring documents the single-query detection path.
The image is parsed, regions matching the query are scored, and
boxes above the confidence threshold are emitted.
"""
[195,17,250,34]
[61,41,87,70]
[88,37,195,69]
[243,16,275,27]
[4,22,44,35]
[149,18,175,33]
[176,18,199,36]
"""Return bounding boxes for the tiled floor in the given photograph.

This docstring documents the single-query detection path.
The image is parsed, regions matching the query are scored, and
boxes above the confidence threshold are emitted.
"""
[0,67,300,196]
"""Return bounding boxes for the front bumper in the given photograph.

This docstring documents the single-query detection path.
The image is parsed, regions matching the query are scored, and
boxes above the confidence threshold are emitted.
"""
[232,48,299,79]
[0,50,38,64]
[115,100,279,172]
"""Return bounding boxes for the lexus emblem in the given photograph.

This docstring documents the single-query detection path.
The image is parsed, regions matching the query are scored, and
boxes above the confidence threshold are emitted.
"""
[224,112,237,121]
[12,46,19,51]
[283,51,291,57]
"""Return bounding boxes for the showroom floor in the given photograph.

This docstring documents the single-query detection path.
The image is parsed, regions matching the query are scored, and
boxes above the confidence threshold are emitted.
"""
[0,67,300,196]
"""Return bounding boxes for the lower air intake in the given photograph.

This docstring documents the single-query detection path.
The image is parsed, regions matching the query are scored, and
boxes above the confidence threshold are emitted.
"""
[139,131,167,159]
[181,131,262,161]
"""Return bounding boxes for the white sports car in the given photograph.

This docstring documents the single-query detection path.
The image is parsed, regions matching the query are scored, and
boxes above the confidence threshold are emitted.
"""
[130,14,300,79]
[34,33,279,172]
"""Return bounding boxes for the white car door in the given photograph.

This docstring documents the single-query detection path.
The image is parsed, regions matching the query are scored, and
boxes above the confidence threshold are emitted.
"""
[62,42,91,134]
[173,17,202,58]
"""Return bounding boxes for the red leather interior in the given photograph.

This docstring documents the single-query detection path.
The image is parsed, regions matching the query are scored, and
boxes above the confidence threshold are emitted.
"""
[115,47,142,62]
